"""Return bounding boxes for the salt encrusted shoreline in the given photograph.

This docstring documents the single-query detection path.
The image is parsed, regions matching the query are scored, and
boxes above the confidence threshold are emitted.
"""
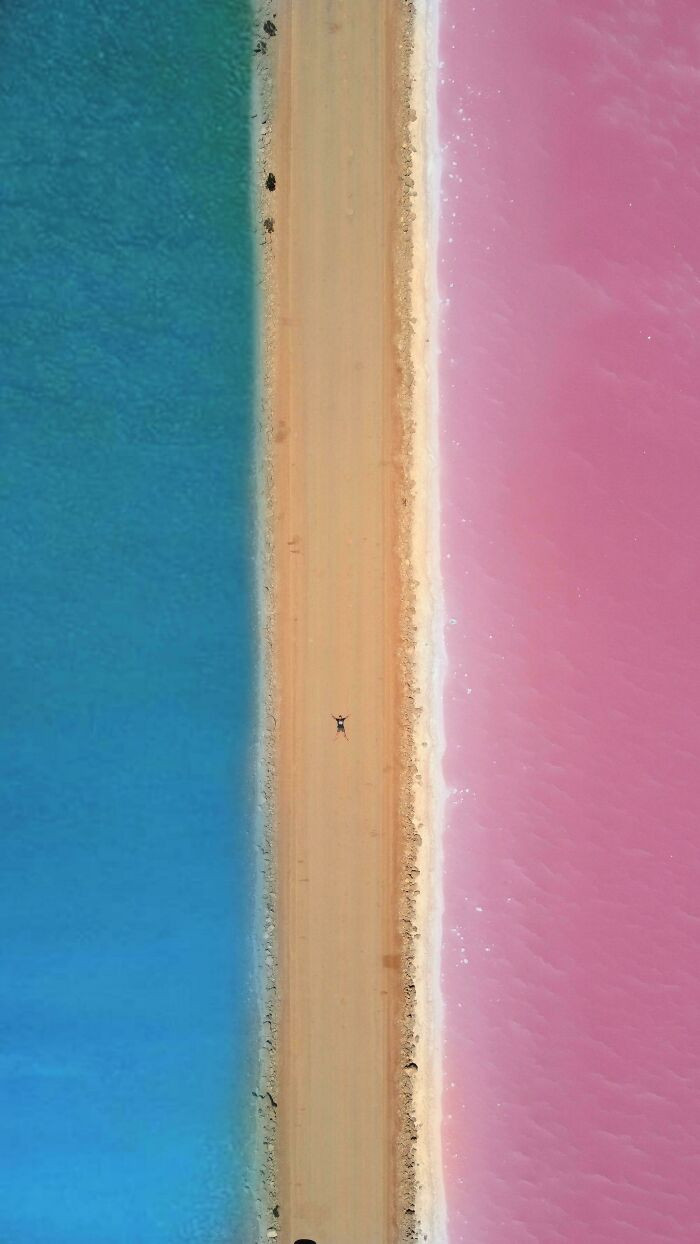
[251,3,443,1239]
[408,2,448,1240]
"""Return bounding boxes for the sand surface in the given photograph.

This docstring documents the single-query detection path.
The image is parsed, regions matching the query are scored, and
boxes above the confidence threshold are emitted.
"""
[260,3,416,1241]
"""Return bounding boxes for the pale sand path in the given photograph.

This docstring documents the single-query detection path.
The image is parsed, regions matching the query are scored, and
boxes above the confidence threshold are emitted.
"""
[266,3,410,1241]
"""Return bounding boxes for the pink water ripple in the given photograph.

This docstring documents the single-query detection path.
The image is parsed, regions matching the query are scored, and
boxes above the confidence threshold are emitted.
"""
[438,3,700,1240]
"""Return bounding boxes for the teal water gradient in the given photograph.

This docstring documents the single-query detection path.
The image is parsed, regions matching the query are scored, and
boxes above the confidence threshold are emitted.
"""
[1,2,259,1239]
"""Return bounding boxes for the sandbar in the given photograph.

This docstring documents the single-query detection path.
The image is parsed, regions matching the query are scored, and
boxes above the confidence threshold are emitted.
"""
[255,3,437,1240]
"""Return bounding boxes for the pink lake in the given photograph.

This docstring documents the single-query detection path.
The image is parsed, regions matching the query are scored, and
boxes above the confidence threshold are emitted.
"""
[437,2,700,1241]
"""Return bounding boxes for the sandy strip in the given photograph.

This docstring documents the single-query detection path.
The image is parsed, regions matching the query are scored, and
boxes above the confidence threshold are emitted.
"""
[255,2,436,1240]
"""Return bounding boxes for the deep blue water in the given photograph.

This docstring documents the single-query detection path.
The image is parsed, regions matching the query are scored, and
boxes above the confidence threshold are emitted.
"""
[0,2,258,1239]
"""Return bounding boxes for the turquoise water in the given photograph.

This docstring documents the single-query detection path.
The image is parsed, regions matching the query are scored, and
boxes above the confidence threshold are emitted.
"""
[1,2,259,1240]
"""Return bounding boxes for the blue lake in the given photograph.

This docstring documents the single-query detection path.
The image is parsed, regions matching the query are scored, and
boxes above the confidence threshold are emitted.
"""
[0,2,259,1238]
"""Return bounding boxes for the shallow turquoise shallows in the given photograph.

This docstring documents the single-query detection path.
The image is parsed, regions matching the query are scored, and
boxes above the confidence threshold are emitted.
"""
[0,2,259,1239]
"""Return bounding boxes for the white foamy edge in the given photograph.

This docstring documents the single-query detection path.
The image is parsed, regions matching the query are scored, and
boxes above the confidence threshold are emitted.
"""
[412,1,448,1240]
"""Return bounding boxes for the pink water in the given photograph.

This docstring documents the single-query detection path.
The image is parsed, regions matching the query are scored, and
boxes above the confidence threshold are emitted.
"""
[438,3,700,1241]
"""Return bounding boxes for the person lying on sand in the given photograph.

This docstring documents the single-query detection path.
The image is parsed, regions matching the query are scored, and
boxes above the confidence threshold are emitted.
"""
[332,714,349,740]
